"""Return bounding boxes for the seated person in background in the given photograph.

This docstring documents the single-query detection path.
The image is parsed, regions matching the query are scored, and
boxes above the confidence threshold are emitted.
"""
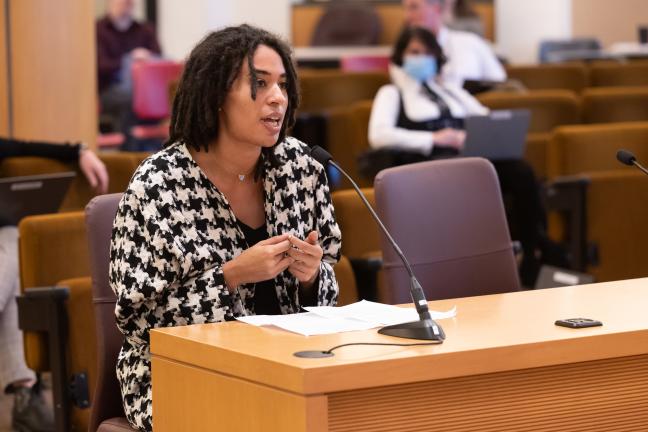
[97,0,161,142]
[110,24,341,431]
[367,26,564,287]
[0,138,107,432]
[442,0,485,37]
[402,0,505,85]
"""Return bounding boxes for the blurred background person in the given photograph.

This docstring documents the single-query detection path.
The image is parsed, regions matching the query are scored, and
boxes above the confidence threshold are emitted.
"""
[97,0,161,147]
[402,0,505,85]
[442,0,485,37]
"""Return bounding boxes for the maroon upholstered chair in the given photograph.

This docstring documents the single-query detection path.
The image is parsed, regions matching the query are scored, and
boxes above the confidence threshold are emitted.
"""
[85,193,134,432]
[374,158,521,304]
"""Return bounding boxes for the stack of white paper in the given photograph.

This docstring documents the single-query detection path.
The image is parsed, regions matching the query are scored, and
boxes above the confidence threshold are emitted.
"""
[236,300,456,336]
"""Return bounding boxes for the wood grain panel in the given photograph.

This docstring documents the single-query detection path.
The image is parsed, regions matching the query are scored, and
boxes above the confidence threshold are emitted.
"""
[152,356,328,432]
[328,354,648,431]
[9,0,96,148]
[0,0,8,136]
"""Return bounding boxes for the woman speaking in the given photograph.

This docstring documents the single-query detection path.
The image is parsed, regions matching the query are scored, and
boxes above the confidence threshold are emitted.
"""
[109,25,341,431]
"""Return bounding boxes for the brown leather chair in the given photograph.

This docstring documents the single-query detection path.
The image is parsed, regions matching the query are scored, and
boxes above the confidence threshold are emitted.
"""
[85,193,134,431]
[589,62,648,87]
[374,158,520,303]
[581,86,648,124]
[506,63,589,93]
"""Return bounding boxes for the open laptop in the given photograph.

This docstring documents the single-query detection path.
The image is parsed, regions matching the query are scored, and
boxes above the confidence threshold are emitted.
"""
[0,171,75,226]
[462,109,531,160]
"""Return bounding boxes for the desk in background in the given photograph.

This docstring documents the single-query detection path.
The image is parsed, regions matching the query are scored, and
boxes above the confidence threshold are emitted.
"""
[151,278,648,431]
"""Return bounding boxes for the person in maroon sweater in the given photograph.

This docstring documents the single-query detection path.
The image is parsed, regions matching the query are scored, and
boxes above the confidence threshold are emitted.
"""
[97,0,161,144]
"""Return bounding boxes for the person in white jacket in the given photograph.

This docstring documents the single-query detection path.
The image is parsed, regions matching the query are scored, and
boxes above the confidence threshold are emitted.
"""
[367,26,567,287]
[402,0,505,85]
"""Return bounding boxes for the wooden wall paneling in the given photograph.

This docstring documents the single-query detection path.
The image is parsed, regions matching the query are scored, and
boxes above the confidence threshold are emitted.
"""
[9,0,97,148]
[0,0,9,136]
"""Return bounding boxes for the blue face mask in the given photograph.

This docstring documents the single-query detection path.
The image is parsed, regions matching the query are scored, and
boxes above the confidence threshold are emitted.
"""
[402,55,437,82]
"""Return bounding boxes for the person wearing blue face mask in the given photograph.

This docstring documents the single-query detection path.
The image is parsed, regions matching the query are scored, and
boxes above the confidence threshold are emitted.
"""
[366,26,568,287]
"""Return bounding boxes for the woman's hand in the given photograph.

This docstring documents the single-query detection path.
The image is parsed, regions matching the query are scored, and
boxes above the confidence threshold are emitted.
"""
[287,231,323,289]
[79,147,109,194]
[223,234,294,290]
[433,128,466,150]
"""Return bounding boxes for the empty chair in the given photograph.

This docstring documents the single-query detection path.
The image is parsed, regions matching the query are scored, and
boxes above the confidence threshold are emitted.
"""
[589,62,648,87]
[340,55,390,72]
[311,4,381,46]
[85,193,134,431]
[538,38,602,63]
[130,60,183,141]
[298,70,388,113]
[505,64,589,93]
[332,188,383,300]
[326,100,374,189]
[581,86,648,124]
[374,158,520,303]
[546,122,648,282]
[547,122,648,179]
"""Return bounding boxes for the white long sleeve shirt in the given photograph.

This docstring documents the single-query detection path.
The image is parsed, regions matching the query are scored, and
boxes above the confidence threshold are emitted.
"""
[368,65,488,154]
[437,27,506,85]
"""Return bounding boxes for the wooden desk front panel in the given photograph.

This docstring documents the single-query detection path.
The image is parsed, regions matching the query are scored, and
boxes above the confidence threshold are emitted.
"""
[152,356,328,432]
[153,353,648,431]
[328,354,648,432]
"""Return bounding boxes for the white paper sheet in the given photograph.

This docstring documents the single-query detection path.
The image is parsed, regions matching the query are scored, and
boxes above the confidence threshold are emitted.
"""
[305,300,456,326]
[237,312,376,336]
[236,300,456,336]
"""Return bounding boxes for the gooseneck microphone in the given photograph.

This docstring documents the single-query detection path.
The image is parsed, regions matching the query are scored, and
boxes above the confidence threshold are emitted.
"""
[617,149,648,176]
[310,145,445,342]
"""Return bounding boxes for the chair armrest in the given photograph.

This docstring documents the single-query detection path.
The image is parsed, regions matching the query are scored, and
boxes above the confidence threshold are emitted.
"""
[543,176,591,271]
[16,286,71,432]
[17,287,69,331]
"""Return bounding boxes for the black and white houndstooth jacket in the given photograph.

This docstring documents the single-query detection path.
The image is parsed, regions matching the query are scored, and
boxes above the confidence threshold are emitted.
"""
[109,137,341,431]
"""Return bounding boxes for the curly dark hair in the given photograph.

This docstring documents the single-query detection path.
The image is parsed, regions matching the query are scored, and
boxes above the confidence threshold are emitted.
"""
[391,26,447,72]
[167,24,300,165]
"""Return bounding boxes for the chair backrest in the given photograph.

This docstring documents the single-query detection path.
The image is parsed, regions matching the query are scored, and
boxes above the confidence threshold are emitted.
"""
[589,62,648,87]
[581,86,648,124]
[132,61,184,120]
[340,55,390,72]
[298,70,388,113]
[505,64,589,93]
[547,121,648,178]
[332,188,380,259]
[478,90,581,133]
[374,158,520,303]
[85,193,124,431]
[311,4,381,46]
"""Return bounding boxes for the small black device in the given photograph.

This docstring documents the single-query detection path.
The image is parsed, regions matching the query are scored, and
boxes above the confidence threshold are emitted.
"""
[555,318,602,329]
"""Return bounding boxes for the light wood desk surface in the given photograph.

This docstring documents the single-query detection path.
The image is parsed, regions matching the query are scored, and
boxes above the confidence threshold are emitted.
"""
[151,278,648,431]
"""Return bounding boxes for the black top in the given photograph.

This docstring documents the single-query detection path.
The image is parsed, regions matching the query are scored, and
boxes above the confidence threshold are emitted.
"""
[237,220,282,315]
[0,137,81,161]
[396,85,465,159]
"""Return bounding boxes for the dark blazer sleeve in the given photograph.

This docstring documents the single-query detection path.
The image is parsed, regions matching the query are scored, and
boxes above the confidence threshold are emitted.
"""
[0,137,80,161]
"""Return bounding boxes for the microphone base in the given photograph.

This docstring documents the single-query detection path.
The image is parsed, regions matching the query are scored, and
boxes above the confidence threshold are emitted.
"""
[378,319,446,342]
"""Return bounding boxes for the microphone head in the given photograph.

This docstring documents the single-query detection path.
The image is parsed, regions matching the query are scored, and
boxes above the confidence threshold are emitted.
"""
[617,149,636,166]
[309,145,333,166]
